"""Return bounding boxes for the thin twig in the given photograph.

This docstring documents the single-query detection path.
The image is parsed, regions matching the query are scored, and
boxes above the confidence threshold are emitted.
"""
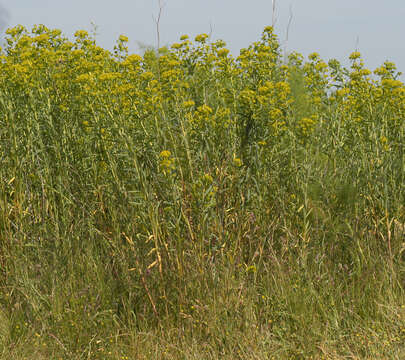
[152,0,165,54]
[134,256,160,321]
[48,333,69,354]
[285,4,293,45]
[208,20,214,42]
[284,4,294,61]
[386,214,394,274]
[272,0,277,27]
[123,232,160,321]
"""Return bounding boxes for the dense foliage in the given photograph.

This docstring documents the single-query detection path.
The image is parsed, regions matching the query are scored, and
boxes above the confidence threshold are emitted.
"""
[0,24,404,359]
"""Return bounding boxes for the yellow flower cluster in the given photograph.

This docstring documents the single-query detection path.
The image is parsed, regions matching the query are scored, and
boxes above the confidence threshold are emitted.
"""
[0,24,403,157]
[159,150,175,175]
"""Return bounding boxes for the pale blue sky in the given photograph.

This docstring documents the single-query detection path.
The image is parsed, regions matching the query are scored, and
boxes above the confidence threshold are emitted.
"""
[1,1,404,78]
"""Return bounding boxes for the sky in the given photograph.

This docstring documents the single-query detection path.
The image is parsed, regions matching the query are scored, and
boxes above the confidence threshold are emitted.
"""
[1,1,404,79]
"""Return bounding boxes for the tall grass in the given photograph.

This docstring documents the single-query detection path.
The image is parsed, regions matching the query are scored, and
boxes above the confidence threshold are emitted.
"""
[0,24,404,359]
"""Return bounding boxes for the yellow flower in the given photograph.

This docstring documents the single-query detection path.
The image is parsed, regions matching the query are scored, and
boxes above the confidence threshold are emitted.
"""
[126,54,142,63]
[349,51,361,60]
[297,117,316,135]
[159,150,171,158]
[217,48,229,57]
[71,49,85,57]
[308,52,320,61]
[380,136,390,151]
[382,79,402,88]
[74,30,89,39]
[5,25,26,37]
[258,85,270,94]
[159,150,175,175]
[374,66,388,76]
[161,70,178,80]
[201,173,213,184]
[233,155,243,167]
[33,34,49,44]
[183,100,195,108]
[197,104,213,115]
[336,88,350,97]
[141,72,154,81]
[75,73,92,83]
[360,68,371,76]
[119,35,129,43]
[98,72,121,81]
[263,26,274,33]
[195,33,208,43]
[167,59,180,67]
[239,89,256,105]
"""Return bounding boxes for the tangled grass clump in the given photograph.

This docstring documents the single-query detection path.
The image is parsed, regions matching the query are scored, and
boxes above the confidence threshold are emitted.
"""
[0,24,404,359]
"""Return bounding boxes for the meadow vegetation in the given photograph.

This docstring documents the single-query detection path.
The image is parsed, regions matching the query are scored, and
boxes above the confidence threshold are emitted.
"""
[0,24,404,359]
